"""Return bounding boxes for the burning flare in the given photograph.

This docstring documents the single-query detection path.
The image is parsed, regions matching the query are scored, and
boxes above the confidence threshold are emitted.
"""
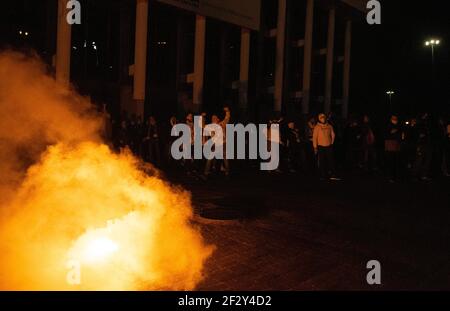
[0,51,213,290]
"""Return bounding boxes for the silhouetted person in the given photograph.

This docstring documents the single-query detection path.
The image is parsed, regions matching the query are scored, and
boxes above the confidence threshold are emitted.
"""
[128,114,139,155]
[404,118,419,173]
[436,117,448,177]
[286,121,301,173]
[361,115,377,171]
[101,103,113,144]
[303,116,317,174]
[384,115,402,182]
[345,118,363,169]
[183,113,196,175]
[412,113,432,181]
[164,116,178,169]
[118,120,129,149]
[445,119,450,177]
[145,116,161,167]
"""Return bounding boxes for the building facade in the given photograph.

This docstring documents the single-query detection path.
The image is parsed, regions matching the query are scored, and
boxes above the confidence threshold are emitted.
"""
[54,0,367,121]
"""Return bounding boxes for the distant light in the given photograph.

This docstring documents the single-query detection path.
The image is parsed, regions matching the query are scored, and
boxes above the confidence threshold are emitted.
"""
[93,45,97,50]
[19,30,22,35]
[386,91,395,95]
[25,32,29,36]
[84,41,87,48]
[92,41,96,45]
[425,38,441,47]
[73,46,77,50]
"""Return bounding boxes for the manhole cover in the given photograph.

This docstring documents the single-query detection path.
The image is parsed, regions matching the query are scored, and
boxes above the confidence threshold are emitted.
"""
[193,195,267,223]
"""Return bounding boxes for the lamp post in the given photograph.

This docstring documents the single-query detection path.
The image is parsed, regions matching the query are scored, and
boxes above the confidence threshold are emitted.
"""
[425,39,440,67]
[386,90,395,107]
[425,39,440,104]
[425,39,440,84]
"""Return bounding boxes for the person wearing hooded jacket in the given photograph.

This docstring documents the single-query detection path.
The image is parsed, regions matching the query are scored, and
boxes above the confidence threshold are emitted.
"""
[313,113,339,180]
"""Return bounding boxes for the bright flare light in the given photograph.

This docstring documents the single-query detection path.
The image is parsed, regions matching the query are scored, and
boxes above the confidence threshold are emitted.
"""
[0,143,215,291]
[81,237,119,263]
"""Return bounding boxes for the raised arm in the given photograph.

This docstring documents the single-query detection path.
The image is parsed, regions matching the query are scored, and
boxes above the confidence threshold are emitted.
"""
[220,107,231,127]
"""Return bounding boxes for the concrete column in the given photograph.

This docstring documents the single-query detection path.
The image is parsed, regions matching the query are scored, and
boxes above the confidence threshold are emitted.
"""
[254,3,266,121]
[218,25,228,107]
[133,0,149,118]
[193,15,206,113]
[302,0,314,114]
[176,16,185,115]
[56,0,72,86]
[324,8,335,114]
[274,0,287,113]
[342,20,352,119]
[239,28,251,114]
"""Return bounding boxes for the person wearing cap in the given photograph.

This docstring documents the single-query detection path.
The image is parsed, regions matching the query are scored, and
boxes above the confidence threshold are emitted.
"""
[313,113,339,180]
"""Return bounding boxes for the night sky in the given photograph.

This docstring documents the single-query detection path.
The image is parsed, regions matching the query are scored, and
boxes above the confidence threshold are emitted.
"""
[352,0,449,117]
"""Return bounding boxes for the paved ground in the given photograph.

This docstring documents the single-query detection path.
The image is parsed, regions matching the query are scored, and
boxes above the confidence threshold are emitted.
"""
[169,170,450,291]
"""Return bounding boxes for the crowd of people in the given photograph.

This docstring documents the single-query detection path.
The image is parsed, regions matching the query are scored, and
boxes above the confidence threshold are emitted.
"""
[101,106,450,183]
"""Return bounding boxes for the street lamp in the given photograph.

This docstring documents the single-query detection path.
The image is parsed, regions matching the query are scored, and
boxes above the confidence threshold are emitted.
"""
[386,91,395,107]
[425,38,440,67]
[425,38,441,98]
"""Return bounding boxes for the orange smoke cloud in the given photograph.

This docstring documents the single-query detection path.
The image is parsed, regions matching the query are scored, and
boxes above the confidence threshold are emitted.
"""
[0,51,100,202]
[0,51,213,290]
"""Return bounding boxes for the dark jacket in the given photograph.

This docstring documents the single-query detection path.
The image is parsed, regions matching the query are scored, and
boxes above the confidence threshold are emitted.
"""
[385,123,402,152]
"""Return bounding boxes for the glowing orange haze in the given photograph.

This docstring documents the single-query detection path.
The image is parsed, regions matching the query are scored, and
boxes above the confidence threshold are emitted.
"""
[0,51,214,290]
